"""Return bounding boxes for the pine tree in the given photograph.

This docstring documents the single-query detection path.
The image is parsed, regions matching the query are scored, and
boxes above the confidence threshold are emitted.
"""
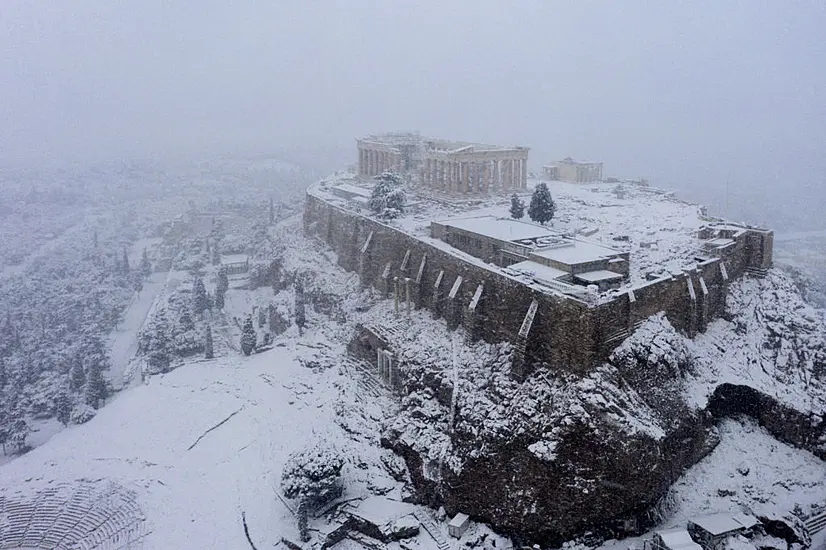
[369,172,406,219]
[240,316,256,356]
[192,277,208,315]
[294,279,306,335]
[204,325,214,359]
[121,249,130,275]
[140,248,152,277]
[85,359,108,409]
[56,390,71,426]
[215,269,229,311]
[212,241,221,266]
[510,193,525,219]
[70,357,86,391]
[528,182,556,225]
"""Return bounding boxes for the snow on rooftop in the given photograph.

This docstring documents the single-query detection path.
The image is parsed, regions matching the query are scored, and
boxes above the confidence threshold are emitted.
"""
[531,238,622,266]
[436,215,556,243]
[221,253,248,264]
[575,270,625,282]
[449,512,470,527]
[656,528,704,550]
[688,513,749,535]
[333,183,372,198]
[506,260,568,283]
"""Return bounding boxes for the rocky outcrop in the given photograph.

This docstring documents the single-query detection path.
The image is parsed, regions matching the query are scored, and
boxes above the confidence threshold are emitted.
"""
[707,383,826,460]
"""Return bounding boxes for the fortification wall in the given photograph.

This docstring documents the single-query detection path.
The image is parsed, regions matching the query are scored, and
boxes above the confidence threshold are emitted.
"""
[305,190,772,374]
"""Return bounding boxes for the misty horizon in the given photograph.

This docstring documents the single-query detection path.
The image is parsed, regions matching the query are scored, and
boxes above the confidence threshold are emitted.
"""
[2,1,825,230]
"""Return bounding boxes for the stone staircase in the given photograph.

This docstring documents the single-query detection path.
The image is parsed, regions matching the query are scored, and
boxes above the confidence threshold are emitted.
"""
[343,358,385,399]
[745,266,769,279]
[805,509,826,535]
[413,511,451,550]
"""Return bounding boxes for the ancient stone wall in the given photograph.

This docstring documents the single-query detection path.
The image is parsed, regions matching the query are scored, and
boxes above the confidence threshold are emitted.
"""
[306,193,598,374]
[305,190,771,373]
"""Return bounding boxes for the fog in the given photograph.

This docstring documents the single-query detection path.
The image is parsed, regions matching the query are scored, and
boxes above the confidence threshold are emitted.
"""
[2,1,824,230]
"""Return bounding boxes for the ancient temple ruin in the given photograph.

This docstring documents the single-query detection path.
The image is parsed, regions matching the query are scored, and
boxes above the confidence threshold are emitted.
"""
[357,132,530,195]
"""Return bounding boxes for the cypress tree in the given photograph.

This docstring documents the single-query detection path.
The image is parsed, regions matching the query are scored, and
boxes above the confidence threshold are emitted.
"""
[121,249,130,275]
[56,390,71,426]
[70,357,86,391]
[528,182,556,225]
[205,325,214,359]
[294,279,306,335]
[192,277,208,315]
[240,316,256,356]
[509,193,525,219]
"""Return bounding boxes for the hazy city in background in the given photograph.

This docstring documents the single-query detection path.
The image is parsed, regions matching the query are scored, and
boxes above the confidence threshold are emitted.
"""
[2,1,825,232]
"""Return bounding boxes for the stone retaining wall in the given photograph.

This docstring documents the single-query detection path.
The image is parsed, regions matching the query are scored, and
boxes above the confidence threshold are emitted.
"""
[305,190,772,373]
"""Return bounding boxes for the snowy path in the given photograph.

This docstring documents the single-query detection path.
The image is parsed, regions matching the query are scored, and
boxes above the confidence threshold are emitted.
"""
[105,238,165,390]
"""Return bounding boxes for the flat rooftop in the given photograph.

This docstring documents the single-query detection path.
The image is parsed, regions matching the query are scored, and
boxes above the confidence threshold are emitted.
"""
[435,216,557,243]
[531,238,624,266]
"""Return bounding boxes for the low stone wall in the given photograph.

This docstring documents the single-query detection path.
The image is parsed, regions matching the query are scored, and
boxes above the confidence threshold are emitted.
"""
[305,190,771,373]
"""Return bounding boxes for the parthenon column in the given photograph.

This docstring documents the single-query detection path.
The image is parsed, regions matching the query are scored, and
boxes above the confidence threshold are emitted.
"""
[482,162,490,194]
[521,158,528,189]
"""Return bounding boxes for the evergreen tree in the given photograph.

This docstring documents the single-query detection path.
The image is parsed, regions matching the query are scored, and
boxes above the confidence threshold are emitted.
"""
[0,357,6,389]
[56,390,71,426]
[240,315,256,356]
[215,268,229,311]
[192,277,208,315]
[93,230,98,248]
[121,249,130,275]
[70,357,86,391]
[85,360,108,409]
[368,171,406,219]
[205,325,214,359]
[211,241,221,266]
[294,279,306,335]
[140,248,152,277]
[509,193,525,219]
[0,399,29,455]
[269,197,275,225]
[528,182,556,225]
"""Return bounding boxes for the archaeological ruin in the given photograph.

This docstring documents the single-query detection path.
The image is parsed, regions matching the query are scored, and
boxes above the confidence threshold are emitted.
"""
[308,135,774,379]
[357,132,530,195]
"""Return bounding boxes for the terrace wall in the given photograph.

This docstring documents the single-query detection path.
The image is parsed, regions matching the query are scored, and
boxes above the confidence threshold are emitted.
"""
[304,190,772,374]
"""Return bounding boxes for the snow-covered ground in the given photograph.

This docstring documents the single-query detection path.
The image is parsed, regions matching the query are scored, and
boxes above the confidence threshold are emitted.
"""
[322,173,711,286]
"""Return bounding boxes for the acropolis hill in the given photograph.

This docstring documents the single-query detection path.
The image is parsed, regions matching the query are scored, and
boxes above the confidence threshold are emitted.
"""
[304,133,774,377]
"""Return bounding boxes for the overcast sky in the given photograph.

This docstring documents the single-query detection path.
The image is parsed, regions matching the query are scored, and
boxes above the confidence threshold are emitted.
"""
[1,1,824,228]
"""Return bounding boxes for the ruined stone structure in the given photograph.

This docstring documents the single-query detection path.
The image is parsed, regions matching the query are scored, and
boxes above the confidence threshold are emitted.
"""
[543,157,603,183]
[357,133,530,195]
[305,184,774,377]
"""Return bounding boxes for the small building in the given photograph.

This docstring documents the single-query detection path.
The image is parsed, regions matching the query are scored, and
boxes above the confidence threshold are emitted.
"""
[331,183,372,207]
[687,513,761,550]
[220,254,250,275]
[448,512,470,538]
[431,216,629,291]
[543,157,603,183]
[648,528,703,550]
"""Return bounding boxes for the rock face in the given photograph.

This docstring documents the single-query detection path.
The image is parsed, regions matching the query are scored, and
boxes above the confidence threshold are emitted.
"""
[380,271,826,546]
[380,327,716,545]
[707,383,826,460]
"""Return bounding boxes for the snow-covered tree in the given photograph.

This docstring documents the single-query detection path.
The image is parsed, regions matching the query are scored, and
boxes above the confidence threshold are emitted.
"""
[140,248,152,277]
[70,357,86,391]
[369,171,406,219]
[0,401,29,455]
[528,182,555,225]
[204,324,214,359]
[0,357,6,389]
[121,249,130,275]
[281,439,346,541]
[269,197,275,225]
[294,279,306,335]
[240,315,256,356]
[56,390,71,426]
[509,193,525,219]
[215,268,229,311]
[192,277,208,315]
[85,359,108,409]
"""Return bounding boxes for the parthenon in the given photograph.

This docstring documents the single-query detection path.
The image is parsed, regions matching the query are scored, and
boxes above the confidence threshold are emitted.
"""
[357,132,530,195]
